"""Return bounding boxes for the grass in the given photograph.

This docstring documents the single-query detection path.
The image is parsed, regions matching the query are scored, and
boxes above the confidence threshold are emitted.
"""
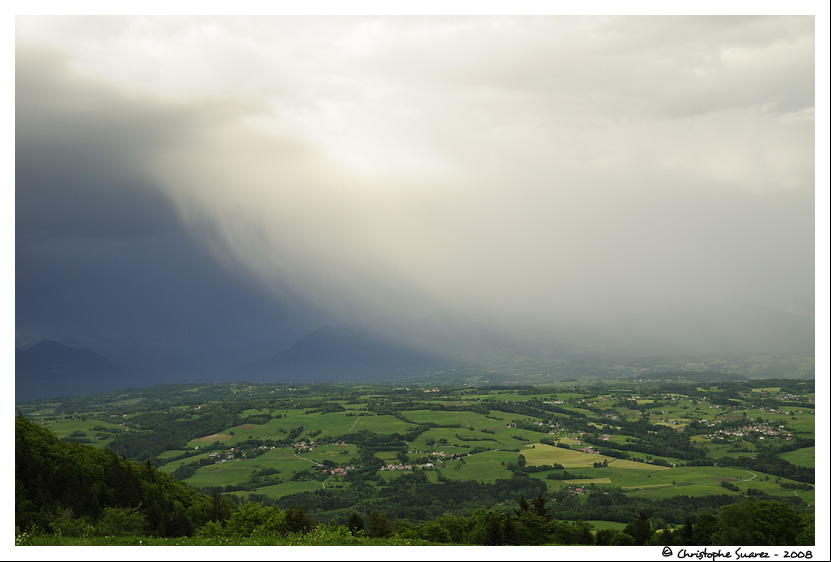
[563,478,612,485]
[181,447,312,489]
[586,520,627,531]
[521,444,611,468]
[30,418,129,448]
[436,450,518,482]
[185,412,420,449]
[779,446,815,468]
[16,531,442,546]
[251,480,324,498]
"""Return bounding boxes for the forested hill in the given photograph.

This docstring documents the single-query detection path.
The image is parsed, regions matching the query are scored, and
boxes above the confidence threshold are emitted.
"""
[15,414,232,537]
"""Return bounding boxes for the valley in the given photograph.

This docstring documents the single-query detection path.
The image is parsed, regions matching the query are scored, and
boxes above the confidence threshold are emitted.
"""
[16,375,816,532]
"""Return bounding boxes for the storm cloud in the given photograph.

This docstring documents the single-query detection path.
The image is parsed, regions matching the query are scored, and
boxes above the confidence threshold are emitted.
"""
[15,15,817,371]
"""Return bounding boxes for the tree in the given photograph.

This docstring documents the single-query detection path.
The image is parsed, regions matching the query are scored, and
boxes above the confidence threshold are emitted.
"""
[530,493,549,519]
[366,510,394,538]
[679,516,694,546]
[692,511,718,545]
[483,513,503,545]
[623,511,653,546]
[284,504,315,534]
[513,494,531,516]
[716,500,804,546]
[346,511,365,535]
[502,515,519,545]
[208,488,232,523]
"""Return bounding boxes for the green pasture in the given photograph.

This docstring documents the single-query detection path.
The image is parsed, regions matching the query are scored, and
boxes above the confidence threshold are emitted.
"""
[532,462,749,494]
[620,465,776,498]
[484,391,552,402]
[186,411,419,448]
[182,447,315,489]
[241,407,271,417]
[33,418,128,447]
[548,406,596,417]
[699,441,758,459]
[407,427,501,452]
[300,443,359,464]
[779,446,814,468]
[157,451,213,474]
[587,520,627,531]
[337,414,419,435]
[544,393,585,402]
[16,404,58,417]
[375,450,403,463]
[628,467,816,498]
[617,450,682,466]
[436,450,518,482]
[606,458,669,470]
[771,412,815,436]
[184,459,264,489]
[156,448,192,460]
[399,409,513,430]
[251,479,324,499]
[521,443,617,468]
[563,478,612,485]
[625,483,730,499]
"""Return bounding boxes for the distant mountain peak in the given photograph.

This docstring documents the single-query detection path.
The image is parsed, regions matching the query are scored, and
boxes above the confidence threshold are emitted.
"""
[238,325,447,383]
[15,340,121,401]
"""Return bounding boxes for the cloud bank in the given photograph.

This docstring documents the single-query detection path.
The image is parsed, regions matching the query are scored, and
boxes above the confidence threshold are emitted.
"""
[16,15,816,362]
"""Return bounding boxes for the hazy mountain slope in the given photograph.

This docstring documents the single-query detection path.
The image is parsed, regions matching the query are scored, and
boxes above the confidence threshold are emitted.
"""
[238,326,449,382]
[15,340,123,401]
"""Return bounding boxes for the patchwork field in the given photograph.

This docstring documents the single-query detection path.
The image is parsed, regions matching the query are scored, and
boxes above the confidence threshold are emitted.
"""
[19,377,814,529]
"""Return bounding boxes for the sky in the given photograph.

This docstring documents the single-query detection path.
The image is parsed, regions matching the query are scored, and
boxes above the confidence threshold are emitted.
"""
[12,7,828,379]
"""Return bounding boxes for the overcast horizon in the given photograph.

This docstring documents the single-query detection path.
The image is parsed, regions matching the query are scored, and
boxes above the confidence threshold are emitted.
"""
[14,14,822,377]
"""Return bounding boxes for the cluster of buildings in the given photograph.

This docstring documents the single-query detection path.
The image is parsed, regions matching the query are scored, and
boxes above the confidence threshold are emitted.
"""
[292,440,314,453]
[379,463,414,471]
[208,449,239,463]
[702,422,792,442]
[321,466,355,476]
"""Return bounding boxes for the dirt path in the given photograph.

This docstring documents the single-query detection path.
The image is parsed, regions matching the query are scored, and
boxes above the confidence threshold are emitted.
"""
[292,452,331,490]
[293,452,324,466]
[348,417,361,431]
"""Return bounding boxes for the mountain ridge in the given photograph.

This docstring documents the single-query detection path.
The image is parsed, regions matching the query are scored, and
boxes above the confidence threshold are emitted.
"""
[15,340,123,401]
[235,325,449,383]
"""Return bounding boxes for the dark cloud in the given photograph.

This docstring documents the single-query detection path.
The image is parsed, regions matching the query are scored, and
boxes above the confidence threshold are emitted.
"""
[14,17,818,378]
[15,44,324,378]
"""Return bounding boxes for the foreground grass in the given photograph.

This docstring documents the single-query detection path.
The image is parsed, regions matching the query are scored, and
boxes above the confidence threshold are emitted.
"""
[17,533,443,547]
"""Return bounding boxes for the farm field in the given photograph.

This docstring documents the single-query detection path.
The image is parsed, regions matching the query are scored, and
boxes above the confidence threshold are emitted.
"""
[780,446,815,468]
[16,376,815,529]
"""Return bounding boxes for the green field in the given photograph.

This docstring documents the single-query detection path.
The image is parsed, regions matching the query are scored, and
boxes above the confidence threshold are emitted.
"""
[18,377,814,531]
[438,450,518,482]
[779,446,815,468]
[522,444,625,468]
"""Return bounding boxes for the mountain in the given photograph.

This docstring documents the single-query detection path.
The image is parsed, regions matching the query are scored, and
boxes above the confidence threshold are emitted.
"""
[237,326,449,382]
[15,340,123,401]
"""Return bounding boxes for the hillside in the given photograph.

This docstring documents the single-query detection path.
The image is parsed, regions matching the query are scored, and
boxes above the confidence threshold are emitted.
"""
[14,414,227,537]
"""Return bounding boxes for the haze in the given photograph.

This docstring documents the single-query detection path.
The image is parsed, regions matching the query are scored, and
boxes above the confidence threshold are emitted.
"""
[15,15,818,377]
